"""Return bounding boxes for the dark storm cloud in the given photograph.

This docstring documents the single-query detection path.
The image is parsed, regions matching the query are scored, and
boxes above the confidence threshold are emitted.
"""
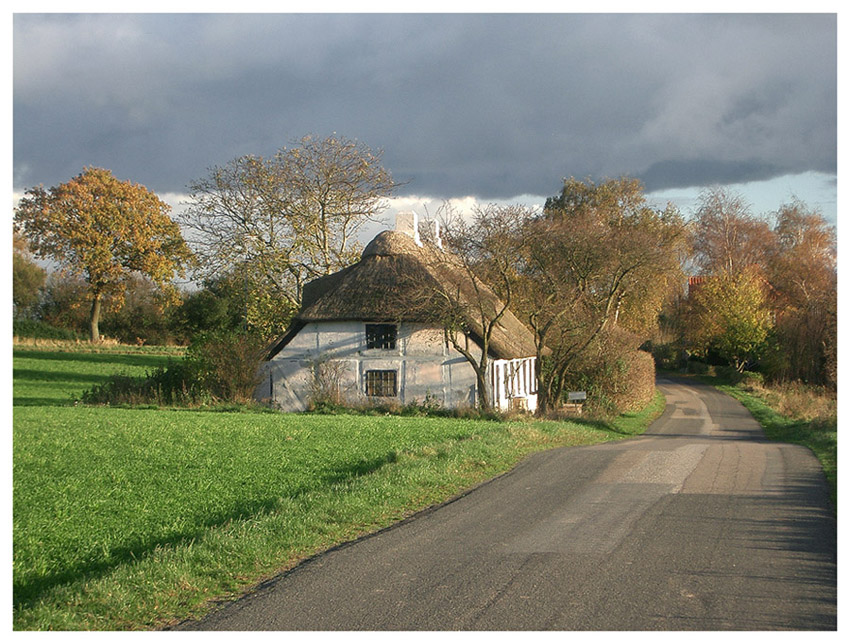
[13,13,836,199]
[639,159,784,192]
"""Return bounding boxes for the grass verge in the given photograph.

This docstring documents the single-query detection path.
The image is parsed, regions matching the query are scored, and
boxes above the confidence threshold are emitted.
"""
[13,337,186,355]
[689,373,836,509]
[607,389,667,436]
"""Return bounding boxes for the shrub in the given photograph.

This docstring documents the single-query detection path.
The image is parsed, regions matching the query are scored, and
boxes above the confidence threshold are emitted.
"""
[168,287,239,344]
[305,390,503,421]
[80,361,211,407]
[184,330,267,403]
[618,350,656,411]
[714,365,758,384]
[81,331,267,407]
[13,319,82,341]
[96,275,178,346]
[757,381,836,423]
[739,370,764,391]
[684,360,711,375]
[648,340,685,370]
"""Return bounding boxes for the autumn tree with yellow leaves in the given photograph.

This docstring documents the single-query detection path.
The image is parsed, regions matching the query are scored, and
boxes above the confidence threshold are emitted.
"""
[14,167,194,342]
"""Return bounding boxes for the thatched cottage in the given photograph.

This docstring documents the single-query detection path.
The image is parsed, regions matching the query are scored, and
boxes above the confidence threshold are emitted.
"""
[257,212,538,413]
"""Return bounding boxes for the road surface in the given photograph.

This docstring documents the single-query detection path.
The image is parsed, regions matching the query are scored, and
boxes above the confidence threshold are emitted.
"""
[175,377,836,630]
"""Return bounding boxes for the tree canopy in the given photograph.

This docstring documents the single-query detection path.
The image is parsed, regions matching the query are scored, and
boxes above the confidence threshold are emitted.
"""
[764,201,837,384]
[525,177,688,411]
[14,167,193,341]
[12,231,46,317]
[11,144,835,395]
[661,189,836,385]
[431,178,688,414]
[686,267,773,372]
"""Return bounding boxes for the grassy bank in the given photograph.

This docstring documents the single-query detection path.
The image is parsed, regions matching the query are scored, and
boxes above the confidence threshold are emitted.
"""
[677,367,837,508]
[707,378,837,509]
[12,344,663,630]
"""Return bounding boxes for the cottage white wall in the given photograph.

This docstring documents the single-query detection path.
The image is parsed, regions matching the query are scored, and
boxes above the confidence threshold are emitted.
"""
[259,321,482,412]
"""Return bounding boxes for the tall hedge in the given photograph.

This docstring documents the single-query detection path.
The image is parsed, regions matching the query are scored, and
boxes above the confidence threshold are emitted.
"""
[567,345,656,418]
[612,350,656,412]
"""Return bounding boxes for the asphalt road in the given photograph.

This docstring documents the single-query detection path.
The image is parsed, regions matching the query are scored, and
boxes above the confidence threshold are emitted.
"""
[175,377,836,630]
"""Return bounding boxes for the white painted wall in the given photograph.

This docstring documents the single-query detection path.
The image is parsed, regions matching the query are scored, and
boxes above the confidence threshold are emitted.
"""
[258,321,482,412]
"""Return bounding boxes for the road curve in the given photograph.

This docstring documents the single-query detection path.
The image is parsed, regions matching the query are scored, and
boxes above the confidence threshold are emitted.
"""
[175,377,836,630]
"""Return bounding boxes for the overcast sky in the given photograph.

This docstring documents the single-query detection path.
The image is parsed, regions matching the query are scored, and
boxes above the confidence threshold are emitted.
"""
[12,11,838,224]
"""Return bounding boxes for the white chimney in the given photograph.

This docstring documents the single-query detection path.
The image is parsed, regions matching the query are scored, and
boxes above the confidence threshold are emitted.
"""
[395,211,422,246]
[429,219,443,249]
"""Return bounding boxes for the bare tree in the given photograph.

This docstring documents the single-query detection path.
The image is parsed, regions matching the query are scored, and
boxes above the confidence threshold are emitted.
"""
[179,134,399,333]
[691,187,774,277]
[433,203,536,411]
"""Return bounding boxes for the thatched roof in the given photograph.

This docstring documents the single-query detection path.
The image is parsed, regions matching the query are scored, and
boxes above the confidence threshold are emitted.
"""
[268,230,538,360]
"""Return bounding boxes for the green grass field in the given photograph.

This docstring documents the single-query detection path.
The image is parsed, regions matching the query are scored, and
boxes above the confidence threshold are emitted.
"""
[13,347,180,406]
[12,344,664,630]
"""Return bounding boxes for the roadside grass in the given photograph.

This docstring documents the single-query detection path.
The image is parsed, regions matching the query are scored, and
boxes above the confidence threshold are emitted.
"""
[686,372,837,509]
[606,389,666,436]
[13,345,665,630]
[714,382,836,509]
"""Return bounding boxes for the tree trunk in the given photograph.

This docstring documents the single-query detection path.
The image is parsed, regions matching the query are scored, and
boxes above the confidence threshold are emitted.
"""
[476,369,491,412]
[89,294,102,342]
[536,366,552,416]
[532,339,549,416]
[446,330,493,412]
[536,388,549,416]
